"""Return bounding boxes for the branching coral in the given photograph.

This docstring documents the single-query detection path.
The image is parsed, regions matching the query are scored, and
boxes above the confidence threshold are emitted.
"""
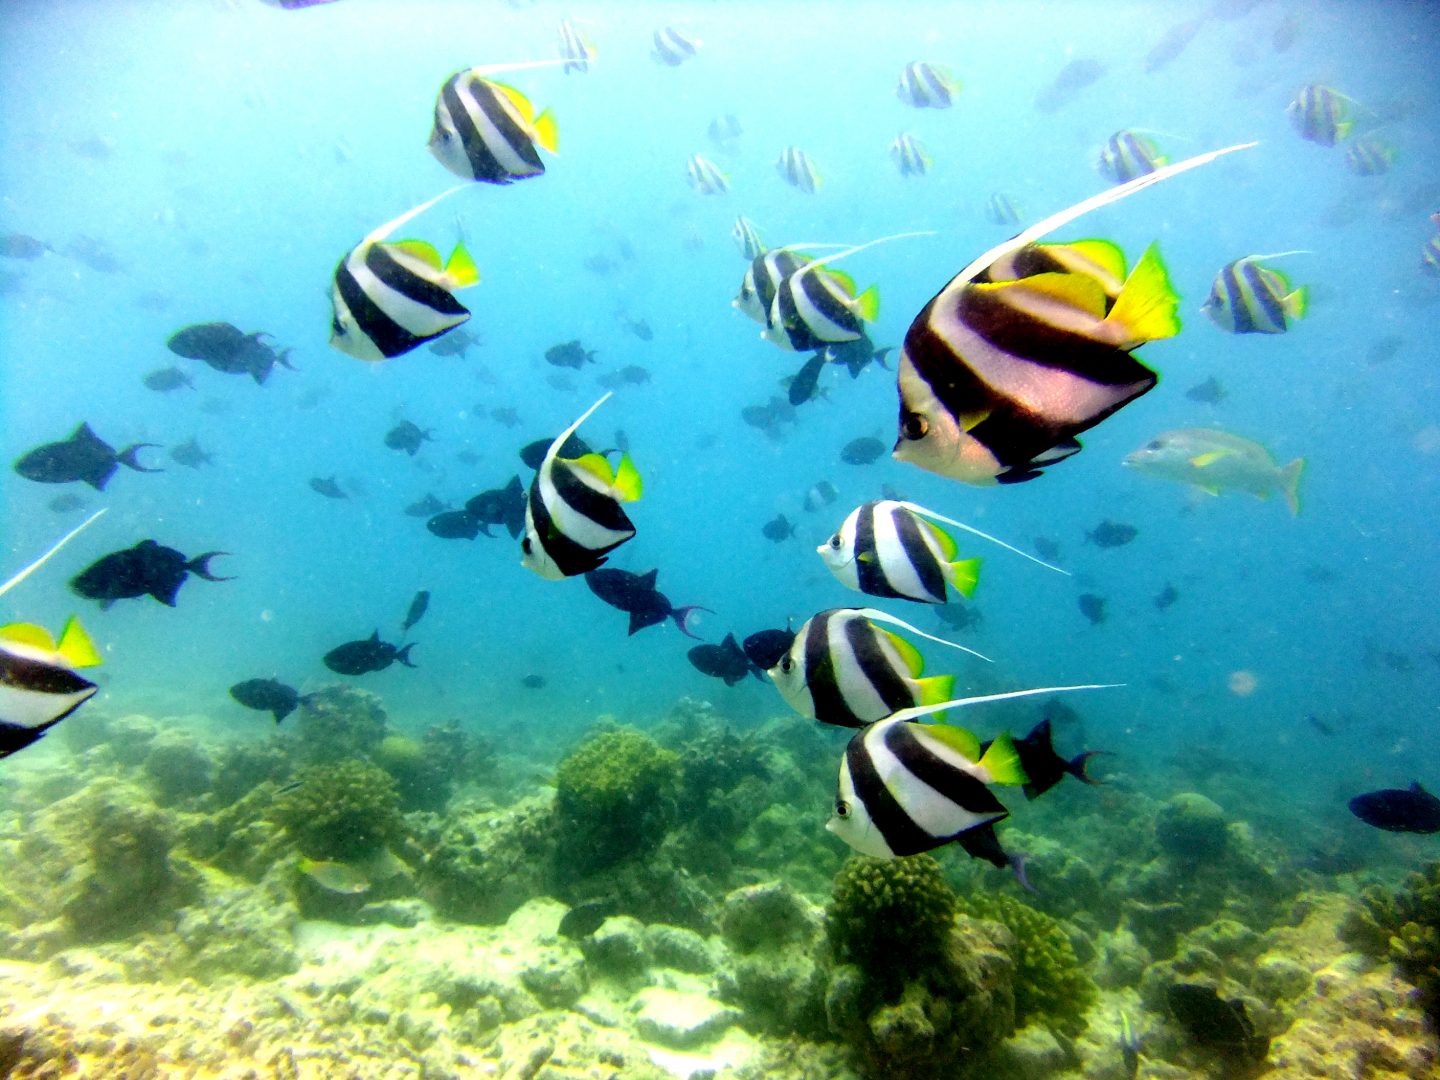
[271,759,403,862]
[1341,860,1440,1025]
[827,855,959,990]
[959,891,1097,1037]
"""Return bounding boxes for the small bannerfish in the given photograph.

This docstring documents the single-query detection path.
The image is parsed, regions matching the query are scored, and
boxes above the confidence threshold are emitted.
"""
[1125,428,1305,514]
[652,26,700,66]
[1202,253,1308,334]
[686,153,729,195]
[893,142,1254,486]
[556,18,595,74]
[735,247,809,325]
[768,607,990,728]
[895,62,958,109]
[1344,137,1395,177]
[298,857,371,895]
[776,146,822,193]
[820,500,981,605]
[1348,782,1440,834]
[15,422,161,491]
[522,393,642,579]
[1097,130,1167,184]
[330,188,480,362]
[71,540,230,608]
[429,64,560,184]
[986,193,1021,226]
[1287,84,1357,146]
[890,133,932,177]
[732,216,764,261]
[0,617,101,760]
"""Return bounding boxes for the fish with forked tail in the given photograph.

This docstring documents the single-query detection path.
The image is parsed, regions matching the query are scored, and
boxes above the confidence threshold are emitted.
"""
[323,631,416,676]
[15,422,162,490]
[70,540,231,608]
[1125,428,1304,515]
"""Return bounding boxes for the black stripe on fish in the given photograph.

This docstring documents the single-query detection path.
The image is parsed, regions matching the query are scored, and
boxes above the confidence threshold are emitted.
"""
[844,615,917,718]
[1240,261,1286,331]
[886,720,1008,824]
[527,476,612,575]
[551,461,634,534]
[802,614,856,726]
[845,725,935,856]
[441,77,539,183]
[893,506,947,602]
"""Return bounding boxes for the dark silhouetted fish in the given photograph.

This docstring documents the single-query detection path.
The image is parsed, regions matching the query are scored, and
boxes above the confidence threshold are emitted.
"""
[229,678,315,724]
[426,509,482,540]
[143,366,195,392]
[803,480,838,512]
[545,340,597,369]
[15,422,161,490]
[405,493,448,518]
[520,433,591,471]
[621,318,653,342]
[520,673,546,690]
[167,322,294,385]
[491,406,522,428]
[761,513,797,542]
[584,568,708,638]
[465,476,526,539]
[688,633,754,686]
[427,327,481,357]
[402,590,430,634]
[1185,376,1226,404]
[986,718,1104,801]
[71,540,231,608]
[1153,583,1179,610]
[385,421,431,456]
[1033,536,1062,564]
[1034,57,1107,112]
[558,897,619,939]
[741,626,795,672]
[323,631,416,676]
[1348,782,1440,834]
[1085,520,1139,548]
[309,476,347,499]
[840,436,887,466]
[1165,984,1269,1063]
[0,233,50,260]
[47,493,88,514]
[169,437,214,469]
[1078,594,1107,625]
[825,329,893,379]
[787,353,827,406]
[1144,17,1204,73]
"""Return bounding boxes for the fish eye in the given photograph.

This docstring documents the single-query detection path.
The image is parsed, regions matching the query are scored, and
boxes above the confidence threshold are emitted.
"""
[834,799,851,819]
[828,535,842,549]
[779,656,793,673]
[331,314,345,337]
[900,412,928,441]
[1146,440,1163,451]
[521,537,532,554]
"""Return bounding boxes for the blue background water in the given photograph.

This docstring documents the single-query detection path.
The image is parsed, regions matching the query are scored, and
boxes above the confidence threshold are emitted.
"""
[3,0,1437,842]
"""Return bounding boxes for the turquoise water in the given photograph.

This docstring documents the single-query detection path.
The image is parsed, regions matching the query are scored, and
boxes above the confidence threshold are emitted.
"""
[3,0,1440,1012]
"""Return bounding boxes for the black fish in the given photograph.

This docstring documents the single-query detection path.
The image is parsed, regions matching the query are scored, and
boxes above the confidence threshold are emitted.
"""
[840,436,887,466]
[622,318,653,342]
[465,475,527,539]
[824,329,893,379]
[559,897,619,939]
[47,493,88,514]
[1085,520,1138,548]
[1033,536,1062,563]
[169,437,214,469]
[385,421,431,456]
[544,340,597,369]
[491,406,522,428]
[0,233,50,260]
[787,353,827,406]
[1034,57,1107,112]
[934,602,983,632]
[584,568,708,638]
[1185,376,1226,404]
[404,494,448,518]
[953,822,1032,891]
[143,366,195,392]
[426,509,482,540]
[1305,714,1336,737]
[402,590,430,634]
[167,322,294,385]
[988,718,1103,801]
[1153,583,1179,610]
[323,631,416,676]
[761,513,797,543]
[427,327,482,357]
[687,633,753,686]
[229,678,314,724]
[71,540,231,608]
[1078,594,1107,625]
[741,627,795,671]
[520,673,546,690]
[310,476,347,499]
[1165,983,1269,1063]
[520,433,592,471]
[15,422,161,490]
[1348,782,1440,834]
[616,364,651,385]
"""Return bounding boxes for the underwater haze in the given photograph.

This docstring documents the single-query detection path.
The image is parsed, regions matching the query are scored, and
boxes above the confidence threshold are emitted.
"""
[2,0,1440,1077]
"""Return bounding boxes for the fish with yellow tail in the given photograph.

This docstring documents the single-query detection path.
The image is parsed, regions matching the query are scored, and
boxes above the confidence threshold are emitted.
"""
[428,61,563,184]
[892,141,1256,486]
[1201,252,1309,335]
[329,188,480,362]
[1125,428,1305,515]
[522,393,642,579]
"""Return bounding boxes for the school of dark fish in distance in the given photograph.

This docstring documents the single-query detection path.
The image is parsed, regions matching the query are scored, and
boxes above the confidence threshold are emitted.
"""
[4,3,1438,873]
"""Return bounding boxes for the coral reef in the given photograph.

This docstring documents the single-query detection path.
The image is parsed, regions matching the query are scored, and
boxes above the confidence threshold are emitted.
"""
[1154,792,1230,864]
[827,855,959,985]
[294,684,388,764]
[271,759,404,862]
[717,881,828,1038]
[1341,860,1440,1026]
[415,795,556,925]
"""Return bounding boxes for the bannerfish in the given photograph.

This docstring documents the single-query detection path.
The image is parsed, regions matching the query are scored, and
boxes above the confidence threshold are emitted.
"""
[1085,520,1138,548]
[1287,84,1357,146]
[0,617,102,760]
[735,247,809,326]
[385,420,432,456]
[732,216,764,261]
[465,475,527,538]
[229,678,315,724]
[71,540,230,608]
[652,26,700,66]
[1202,254,1308,335]
[1125,428,1305,515]
[768,607,990,728]
[776,146,822,194]
[1097,130,1167,185]
[584,568,708,637]
[401,590,430,634]
[522,393,642,579]
[404,493,448,518]
[818,500,989,605]
[169,437,214,469]
[329,188,480,362]
[892,142,1255,486]
[1345,137,1395,177]
[427,509,482,540]
[891,133,932,178]
[686,154,729,196]
[840,437,887,466]
[323,631,416,676]
[545,340,597,369]
[428,63,559,184]
[143,366,194,392]
[310,476,347,499]
[15,422,161,490]
[688,633,754,686]
[896,61,958,109]
[1348,782,1440,834]
[986,193,1022,227]
[556,17,595,74]
[742,626,795,672]
[762,513,797,543]
[1424,235,1440,278]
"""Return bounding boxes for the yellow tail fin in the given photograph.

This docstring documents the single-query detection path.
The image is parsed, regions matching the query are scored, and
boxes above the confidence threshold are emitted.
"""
[612,454,643,502]
[445,243,481,288]
[532,108,560,154]
[1282,285,1308,321]
[853,284,880,322]
[1280,458,1304,516]
[58,617,103,668]
[976,731,1029,786]
[914,673,956,707]
[945,558,982,599]
[1106,242,1181,345]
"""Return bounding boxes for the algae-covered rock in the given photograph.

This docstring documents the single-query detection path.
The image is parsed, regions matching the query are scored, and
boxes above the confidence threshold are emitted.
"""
[519,944,587,1008]
[716,880,828,1038]
[140,732,214,805]
[631,986,740,1049]
[415,794,555,925]
[294,684,389,764]
[373,733,451,812]
[271,758,404,862]
[171,877,299,980]
[1155,792,1229,864]
[579,915,650,982]
[722,880,821,954]
[644,923,716,973]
